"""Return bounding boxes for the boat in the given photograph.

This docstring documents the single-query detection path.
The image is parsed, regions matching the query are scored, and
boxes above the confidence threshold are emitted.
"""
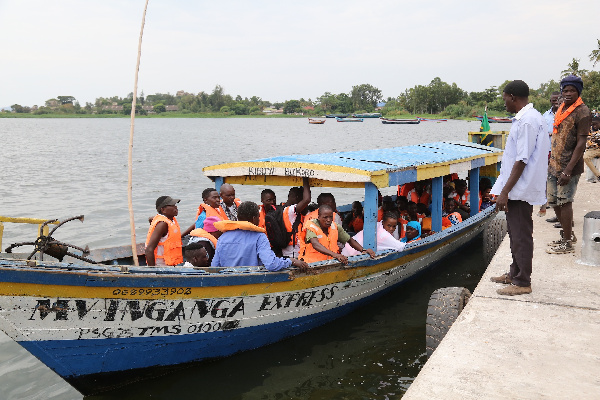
[417,117,448,122]
[380,117,420,124]
[0,141,502,395]
[475,116,513,123]
[325,114,349,118]
[352,113,382,118]
[336,117,364,122]
[308,118,325,124]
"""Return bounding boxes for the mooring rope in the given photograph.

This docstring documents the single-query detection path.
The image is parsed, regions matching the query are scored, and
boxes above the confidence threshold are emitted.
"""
[128,0,150,267]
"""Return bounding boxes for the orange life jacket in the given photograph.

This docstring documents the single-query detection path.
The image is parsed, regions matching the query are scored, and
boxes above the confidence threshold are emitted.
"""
[409,190,431,206]
[300,219,339,264]
[213,220,266,234]
[195,203,228,221]
[189,228,218,248]
[451,190,470,206]
[283,205,304,246]
[305,209,339,223]
[442,212,462,229]
[146,215,183,266]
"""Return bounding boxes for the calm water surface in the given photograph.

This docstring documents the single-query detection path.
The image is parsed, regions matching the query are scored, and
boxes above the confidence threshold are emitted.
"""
[0,118,487,399]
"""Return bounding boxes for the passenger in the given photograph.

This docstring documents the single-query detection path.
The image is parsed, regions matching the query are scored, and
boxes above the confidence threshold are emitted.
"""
[341,212,406,256]
[397,182,414,197]
[201,216,222,240]
[401,221,422,243]
[378,196,396,221]
[211,201,309,272]
[305,192,342,225]
[583,116,600,182]
[300,205,375,265]
[448,179,470,220]
[182,241,209,268]
[416,203,430,217]
[442,198,463,228]
[281,177,311,258]
[145,196,183,267]
[406,201,424,224]
[480,187,495,211]
[182,188,228,236]
[396,195,409,219]
[189,225,218,248]
[343,201,364,233]
[407,180,431,206]
[220,183,241,221]
[186,235,215,265]
[258,189,277,229]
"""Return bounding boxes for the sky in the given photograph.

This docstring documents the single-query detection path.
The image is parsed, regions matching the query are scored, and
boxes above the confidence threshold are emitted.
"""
[1,0,599,108]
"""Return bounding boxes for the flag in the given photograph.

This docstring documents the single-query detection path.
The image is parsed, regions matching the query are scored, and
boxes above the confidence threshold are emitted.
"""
[480,107,493,146]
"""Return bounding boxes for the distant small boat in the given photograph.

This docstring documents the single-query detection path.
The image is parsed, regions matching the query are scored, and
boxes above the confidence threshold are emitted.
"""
[352,113,382,118]
[326,114,349,118]
[475,116,513,123]
[380,117,420,125]
[336,117,364,122]
[417,117,447,122]
[308,118,326,124]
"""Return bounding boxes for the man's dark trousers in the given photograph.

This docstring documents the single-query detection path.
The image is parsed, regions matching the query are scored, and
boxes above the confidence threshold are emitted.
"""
[506,200,533,287]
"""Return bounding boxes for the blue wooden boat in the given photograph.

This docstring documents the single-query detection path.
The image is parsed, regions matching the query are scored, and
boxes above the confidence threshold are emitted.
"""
[0,142,502,395]
[336,117,364,122]
[325,114,349,118]
[380,117,420,124]
[352,113,382,118]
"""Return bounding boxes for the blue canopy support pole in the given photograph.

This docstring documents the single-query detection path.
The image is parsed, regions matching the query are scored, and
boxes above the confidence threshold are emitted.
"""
[363,182,378,251]
[431,176,443,233]
[215,177,224,192]
[469,168,480,217]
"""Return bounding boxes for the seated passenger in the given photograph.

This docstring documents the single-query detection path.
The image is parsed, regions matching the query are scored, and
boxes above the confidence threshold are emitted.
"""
[145,196,183,266]
[407,180,431,207]
[300,205,375,265]
[442,198,463,228]
[211,201,308,272]
[220,183,241,221]
[186,235,215,265]
[258,189,277,229]
[396,196,409,219]
[378,196,396,221]
[401,221,422,243]
[342,212,406,256]
[183,188,227,236]
[343,201,364,233]
[448,179,470,220]
[480,187,495,211]
[305,192,342,225]
[406,201,424,224]
[182,241,210,268]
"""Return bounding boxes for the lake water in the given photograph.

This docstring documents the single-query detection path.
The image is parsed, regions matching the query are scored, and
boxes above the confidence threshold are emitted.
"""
[0,117,489,399]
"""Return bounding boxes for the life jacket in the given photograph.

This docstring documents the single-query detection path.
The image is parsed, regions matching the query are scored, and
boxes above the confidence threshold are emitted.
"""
[397,182,414,197]
[408,190,431,206]
[189,228,218,248]
[258,204,275,229]
[195,203,228,221]
[282,205,303,246]
[300,219,339,264]
[451,190,470,206]
[304,209,339,223]
[146,215,183,266]
[213,220,266,234]
[349,216,364,232]
[442,212,462,229]
[377,208,384,222]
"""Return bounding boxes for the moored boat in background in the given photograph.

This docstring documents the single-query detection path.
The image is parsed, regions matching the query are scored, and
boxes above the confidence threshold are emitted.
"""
[380,117,421,124]
[308,118,326,124]
[352,112,382,118]
[336,117,364,122]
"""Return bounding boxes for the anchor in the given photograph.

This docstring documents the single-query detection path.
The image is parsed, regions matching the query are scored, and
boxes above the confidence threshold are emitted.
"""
[4,215,97,264]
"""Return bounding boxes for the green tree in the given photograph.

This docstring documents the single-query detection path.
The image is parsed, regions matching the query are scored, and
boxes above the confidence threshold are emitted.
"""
[589,39,600,68]
[350,83,382,112]
[561,58,587,78]
[11,104,24,113]
[283,100,301,114]
[57,96,76,105]
[208,85,226,112]
[220,106,231,114]
[231,103,249,115]
[154,103,166,113]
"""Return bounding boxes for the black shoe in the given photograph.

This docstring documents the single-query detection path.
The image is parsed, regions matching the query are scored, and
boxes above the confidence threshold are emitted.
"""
[554,222,562,228]
[546,216,558,223]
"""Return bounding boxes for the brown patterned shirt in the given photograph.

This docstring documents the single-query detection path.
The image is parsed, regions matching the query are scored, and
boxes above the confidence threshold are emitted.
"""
[549,104,591,177]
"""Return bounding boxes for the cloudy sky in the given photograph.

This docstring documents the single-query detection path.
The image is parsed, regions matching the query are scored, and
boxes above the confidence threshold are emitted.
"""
[1,0,599,108]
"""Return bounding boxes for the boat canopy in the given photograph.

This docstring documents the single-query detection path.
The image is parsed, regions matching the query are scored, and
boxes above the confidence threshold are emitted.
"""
[203,141,502,252]
[203,141,502,189]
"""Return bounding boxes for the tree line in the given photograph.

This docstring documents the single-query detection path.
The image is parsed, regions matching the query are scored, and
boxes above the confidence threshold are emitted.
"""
[7,41,600,117]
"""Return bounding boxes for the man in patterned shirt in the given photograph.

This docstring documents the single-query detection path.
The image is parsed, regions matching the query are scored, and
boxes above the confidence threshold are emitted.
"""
[583,116,600,182]
[546,75,591,254]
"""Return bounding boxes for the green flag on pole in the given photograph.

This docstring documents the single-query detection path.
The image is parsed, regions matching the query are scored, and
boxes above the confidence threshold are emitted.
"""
[480,107,493,146]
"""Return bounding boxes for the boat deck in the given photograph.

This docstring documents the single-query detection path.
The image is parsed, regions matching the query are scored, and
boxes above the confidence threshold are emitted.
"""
[403,180,600,399]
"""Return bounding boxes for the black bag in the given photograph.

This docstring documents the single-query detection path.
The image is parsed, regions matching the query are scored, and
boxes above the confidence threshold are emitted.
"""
[264,205,302,256]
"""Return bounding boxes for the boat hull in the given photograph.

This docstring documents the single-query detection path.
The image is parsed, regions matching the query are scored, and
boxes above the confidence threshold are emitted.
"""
[0,208,494,394]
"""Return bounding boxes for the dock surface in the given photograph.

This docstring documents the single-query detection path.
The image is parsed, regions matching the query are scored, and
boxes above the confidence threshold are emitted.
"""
[403,180,600,399]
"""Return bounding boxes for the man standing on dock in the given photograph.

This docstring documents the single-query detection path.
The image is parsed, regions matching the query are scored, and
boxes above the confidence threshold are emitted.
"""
[546,75,591,254]
[491,80,550,296]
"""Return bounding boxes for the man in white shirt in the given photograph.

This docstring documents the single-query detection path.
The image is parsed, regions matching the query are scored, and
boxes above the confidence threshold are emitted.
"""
[490,80,550,296]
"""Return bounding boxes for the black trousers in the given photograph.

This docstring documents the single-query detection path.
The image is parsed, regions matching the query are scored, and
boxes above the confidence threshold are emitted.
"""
[506,200,534,287]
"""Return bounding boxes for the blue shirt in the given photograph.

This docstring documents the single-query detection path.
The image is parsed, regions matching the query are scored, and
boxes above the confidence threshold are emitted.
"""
[491,103,550,205]
[211,229,292,271]
[195,210,207,229]
[542,108,555,135]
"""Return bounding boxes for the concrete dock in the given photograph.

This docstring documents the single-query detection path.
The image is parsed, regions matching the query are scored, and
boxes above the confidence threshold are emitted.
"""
[403,180,600,399]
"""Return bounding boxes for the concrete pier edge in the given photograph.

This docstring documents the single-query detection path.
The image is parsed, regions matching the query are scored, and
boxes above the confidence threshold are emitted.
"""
[403,180,600,399]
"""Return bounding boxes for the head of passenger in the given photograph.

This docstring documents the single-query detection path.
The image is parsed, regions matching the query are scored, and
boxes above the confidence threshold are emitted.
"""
[382,196,395,212]
[502,80,529,114]
[317,193,336,212]
[445,198,458,214]
[203,216,222,239]
[381,212,398,235]
[455,180,467,196]
[184,242,209,268]
[317,205,334,229]
[156,196,179,219]
[286,186,303,206]
[404,221,422,242]
[560,75,583,107]
[550,91,560,112]
[219,184,236,207]
[592,116,600,132]
[416,203,428,216]
[396,196,408,212]
[261,189,276,208]
[414,181,426,194]
[479,177,492,191]
[407,201,418,219]
[351,201,363,216]
[202,188,221,209]
[237,201,260,225]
